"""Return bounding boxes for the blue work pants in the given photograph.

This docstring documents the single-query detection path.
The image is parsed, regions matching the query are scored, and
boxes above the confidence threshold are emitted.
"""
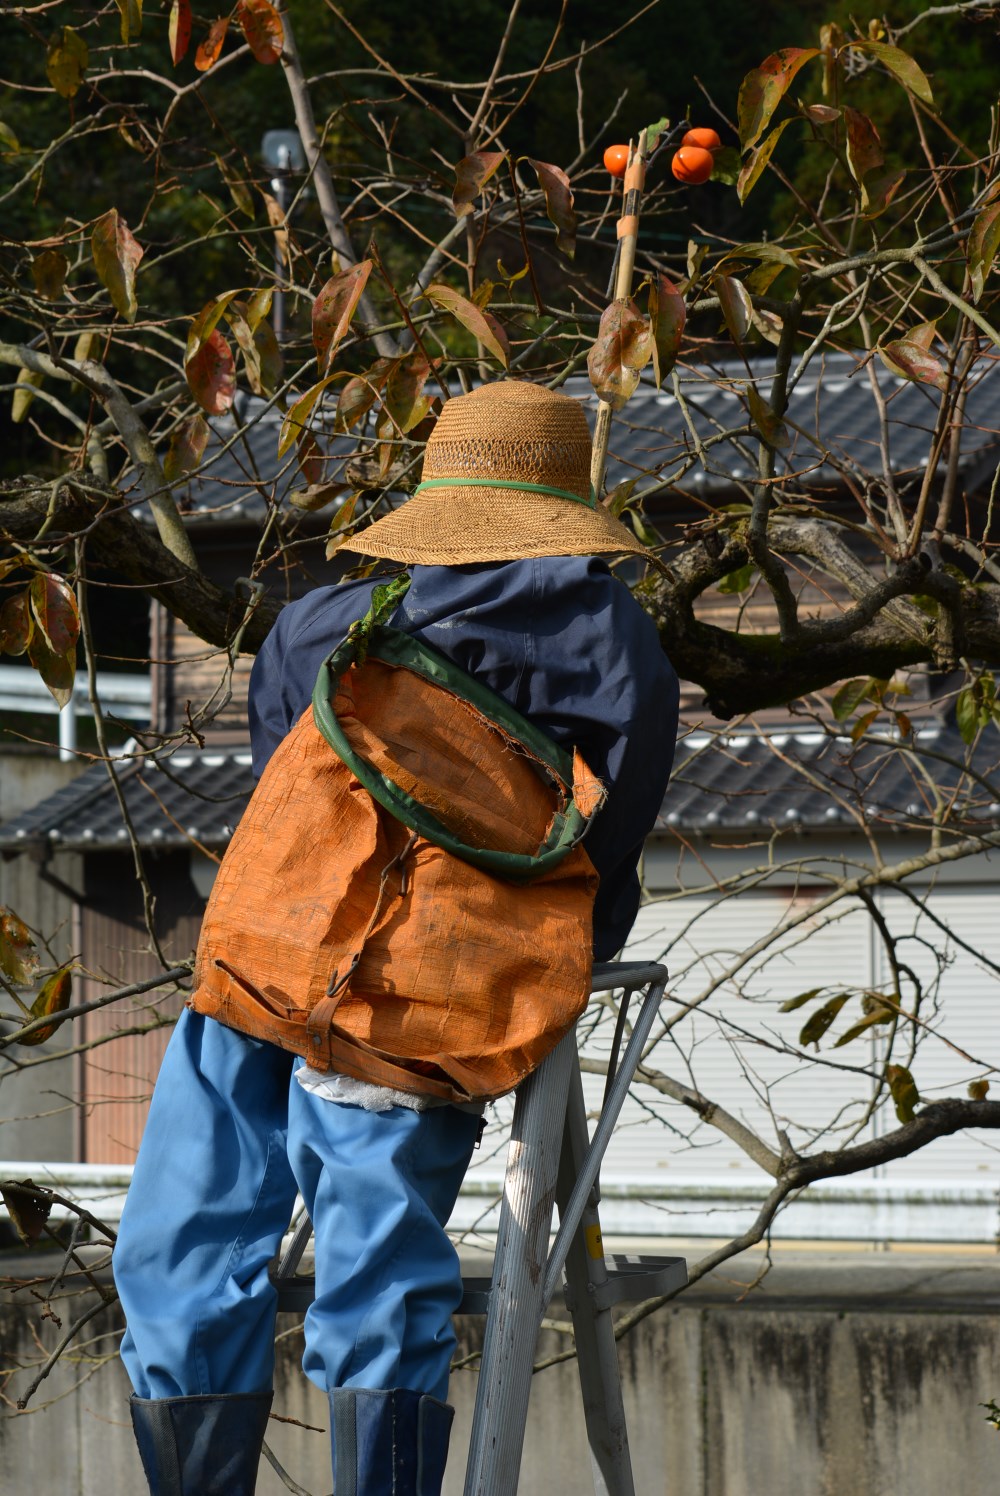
[114,1009,480,1405]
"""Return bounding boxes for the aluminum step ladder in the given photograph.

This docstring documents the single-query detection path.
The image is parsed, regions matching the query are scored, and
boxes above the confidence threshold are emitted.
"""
[272,960,686,1495]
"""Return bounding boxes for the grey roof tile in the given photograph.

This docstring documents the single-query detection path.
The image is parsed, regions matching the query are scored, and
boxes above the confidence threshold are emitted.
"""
[161,352,1000,524]
[2,722,997,854]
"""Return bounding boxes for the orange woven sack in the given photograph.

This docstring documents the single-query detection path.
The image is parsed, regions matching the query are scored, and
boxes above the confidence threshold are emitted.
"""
[189,577,606,1103]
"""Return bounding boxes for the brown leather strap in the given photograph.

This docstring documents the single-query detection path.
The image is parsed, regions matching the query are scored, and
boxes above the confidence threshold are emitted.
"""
[305,994,345,1066]
[321,1027,469,1104]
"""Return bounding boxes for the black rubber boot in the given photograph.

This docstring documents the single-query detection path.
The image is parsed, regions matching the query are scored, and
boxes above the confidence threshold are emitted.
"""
[329,1386,454,1496]
[129,1391,272,1495]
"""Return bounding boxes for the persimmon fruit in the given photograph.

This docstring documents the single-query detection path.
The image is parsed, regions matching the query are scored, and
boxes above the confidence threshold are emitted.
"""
[671,145,714,185]
[682,126,722,152]
[603,144,629,178]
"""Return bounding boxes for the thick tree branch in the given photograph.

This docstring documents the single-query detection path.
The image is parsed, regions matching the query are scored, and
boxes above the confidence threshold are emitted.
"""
[0,479,280,653]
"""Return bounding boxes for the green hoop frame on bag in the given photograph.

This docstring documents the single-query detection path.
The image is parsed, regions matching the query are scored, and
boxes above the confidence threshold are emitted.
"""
[311,598,596,881]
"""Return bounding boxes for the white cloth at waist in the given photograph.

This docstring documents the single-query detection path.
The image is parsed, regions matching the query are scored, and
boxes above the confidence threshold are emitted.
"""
[296,1065,485,1115]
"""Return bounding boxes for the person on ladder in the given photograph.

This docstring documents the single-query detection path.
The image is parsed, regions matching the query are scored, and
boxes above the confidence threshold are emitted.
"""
[113,379,679,1496]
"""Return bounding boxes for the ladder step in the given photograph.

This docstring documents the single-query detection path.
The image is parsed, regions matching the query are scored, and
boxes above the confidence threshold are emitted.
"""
[594,1253,688,1309]
[272,1258,685,1317]
[272,1273,495,1316]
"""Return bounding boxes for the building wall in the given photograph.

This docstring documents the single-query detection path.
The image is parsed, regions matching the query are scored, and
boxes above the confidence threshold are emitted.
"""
[0,750,86,1163]
[2,1249,999,1495]
[76,851,200,1165]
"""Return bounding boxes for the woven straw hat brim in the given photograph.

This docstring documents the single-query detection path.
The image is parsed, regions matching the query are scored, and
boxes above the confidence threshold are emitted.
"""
[342,485,661,568]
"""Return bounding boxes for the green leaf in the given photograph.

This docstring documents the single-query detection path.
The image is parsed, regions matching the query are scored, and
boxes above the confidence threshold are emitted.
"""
[313,261,373,374]
[607,478,640,519]
[424,283,510,368]
[799,993,850,1048]
[648,274,685,389]
[383,351,435,434]
[278,373,341,456]
[16,967,73,1046]
[834,1005,895,1047]
[0,909,39,988]
[11,368,43,424]
[850,707,879,743]
[587,298,653,410]
[886,1063,920,1123]
[956,684,979,743]
[91,208,143,324]
[452,151,505,217]
[526,158,576,258]
[715,274,752,346]
[115,0,142,43]
[46,27,88,98]
[746,385,788,447]
[737,48,820,150]
[717,563,757,594]
[831,677,876,721]
[0,121,21,154]
[645,117,671,152]
[185,290,247,365]
[244,287,273,331]
[324,494,361,557]
[737,119,793,205]
[32,249,69,302]
[850,40,933,105]
[163,414,210,482]
[224,301,263,393]
[214,154,254,218]
[708,146,741,186]
[779,988,824,1013]
[252,318,283,398]
[289,482,350,512]
[968,203,1000,304]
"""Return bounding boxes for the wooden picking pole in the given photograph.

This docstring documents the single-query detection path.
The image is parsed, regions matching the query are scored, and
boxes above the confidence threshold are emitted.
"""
[590,127,648,501]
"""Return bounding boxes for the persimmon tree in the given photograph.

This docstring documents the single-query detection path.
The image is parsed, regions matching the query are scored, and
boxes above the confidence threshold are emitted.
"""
[3,0,1000,1444]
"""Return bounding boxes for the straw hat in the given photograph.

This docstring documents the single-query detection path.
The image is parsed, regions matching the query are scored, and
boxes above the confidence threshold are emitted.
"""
[342,380,660,568]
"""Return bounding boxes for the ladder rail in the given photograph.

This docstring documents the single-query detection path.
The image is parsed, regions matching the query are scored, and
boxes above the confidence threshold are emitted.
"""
[462,1029,578,1496]
[541,976,665,1306]
[558,1061,636,1496]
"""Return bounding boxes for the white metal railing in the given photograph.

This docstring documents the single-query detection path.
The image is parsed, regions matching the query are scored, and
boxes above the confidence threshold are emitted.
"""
[0,664,151,763]
[1,1162,997,1244]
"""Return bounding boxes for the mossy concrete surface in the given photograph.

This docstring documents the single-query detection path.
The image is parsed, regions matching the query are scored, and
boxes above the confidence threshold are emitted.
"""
[0,1246,997,1494]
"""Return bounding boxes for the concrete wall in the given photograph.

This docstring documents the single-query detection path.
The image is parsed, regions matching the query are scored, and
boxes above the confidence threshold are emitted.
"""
[0,1248,997,1494]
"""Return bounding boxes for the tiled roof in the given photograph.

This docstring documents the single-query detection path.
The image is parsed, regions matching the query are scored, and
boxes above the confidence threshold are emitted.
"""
[571,350,1000,497]
[661,721,1000,833]
[169,353,1000,523]
[0,751,254,854]
[2,722,997,854]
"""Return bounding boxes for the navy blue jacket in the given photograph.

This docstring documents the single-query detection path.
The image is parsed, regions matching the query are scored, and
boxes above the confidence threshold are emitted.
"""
[248,557,678,960]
